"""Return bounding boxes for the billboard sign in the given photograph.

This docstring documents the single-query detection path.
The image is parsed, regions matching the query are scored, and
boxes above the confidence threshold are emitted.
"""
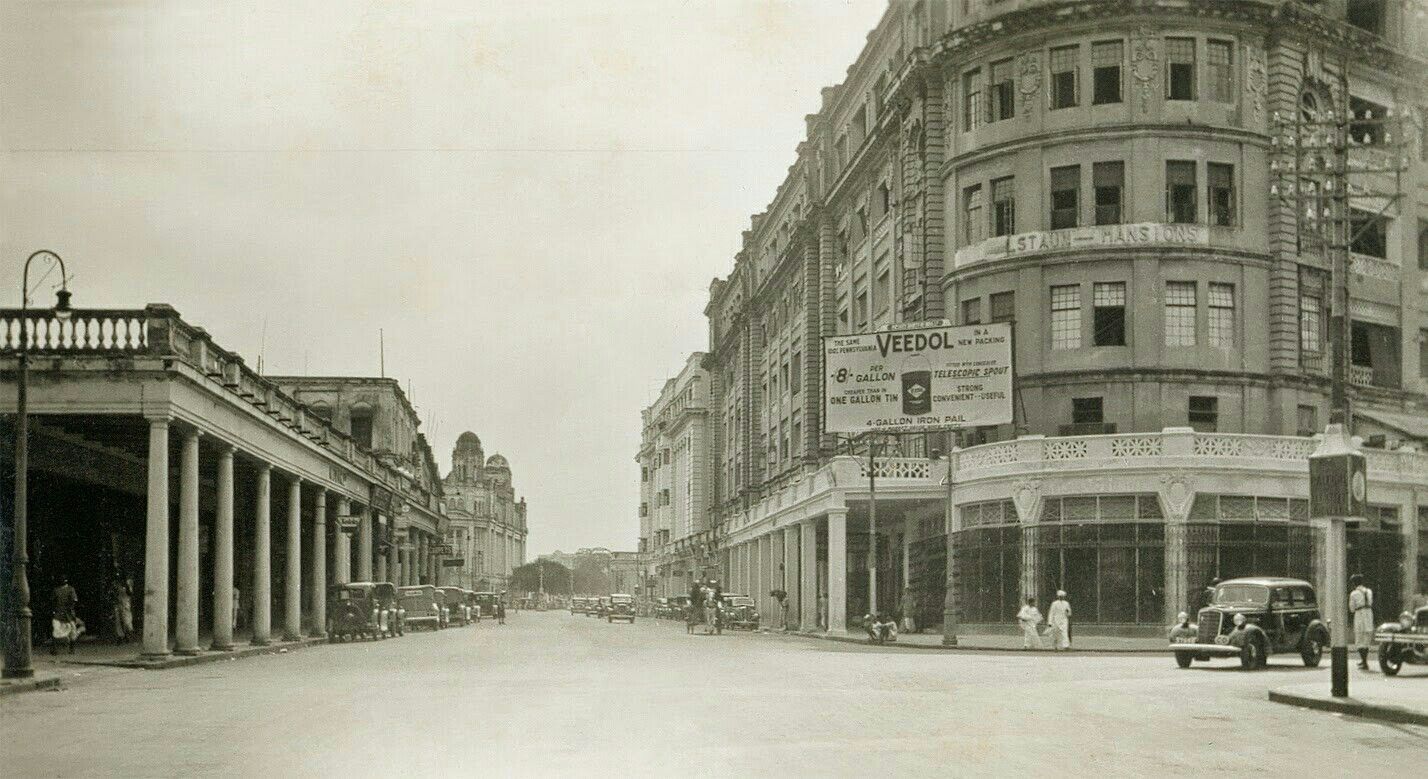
[823,322,1013,435]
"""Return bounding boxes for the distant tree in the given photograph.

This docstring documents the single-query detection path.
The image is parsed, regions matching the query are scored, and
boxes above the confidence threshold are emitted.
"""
[510,560,570,594]
[572,557,611,595]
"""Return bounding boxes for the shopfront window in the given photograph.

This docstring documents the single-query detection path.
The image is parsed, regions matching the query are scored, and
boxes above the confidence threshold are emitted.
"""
[1036,494,1164,625]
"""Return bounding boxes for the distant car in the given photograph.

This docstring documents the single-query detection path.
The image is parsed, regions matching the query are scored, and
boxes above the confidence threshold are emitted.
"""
[327,583,383,642]
[1169,577,1329,670]
[1375,605,1428,676]
[721,594,759,630]
[593,596,610,618]
[472,591,499,619]
[666,595,691,621]
[439,587,469,625]
[606,593,636,623]
[652,597,671,619]
[570,597,586,615]
[399,585,442,631]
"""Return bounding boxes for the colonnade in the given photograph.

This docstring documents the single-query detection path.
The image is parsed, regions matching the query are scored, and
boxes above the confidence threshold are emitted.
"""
[139,416,439,658]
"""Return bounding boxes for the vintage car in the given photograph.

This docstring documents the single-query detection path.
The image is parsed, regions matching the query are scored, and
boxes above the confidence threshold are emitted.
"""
[327,583,383,642]
[666,595,691,620]
[569,597,586,615]
[1375,605,1428,676]
[1169,577,1329,670]
[439,587,470,626]
[592,596,610,617]
[606,593,636,623]
[374,582,404,637]
[652,597,671,619]
[399,584,442,630]
[721,594,760,630]
[472,591,499,620]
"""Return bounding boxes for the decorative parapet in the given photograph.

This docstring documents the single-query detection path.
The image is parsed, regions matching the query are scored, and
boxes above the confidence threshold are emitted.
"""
[0,304,434,505]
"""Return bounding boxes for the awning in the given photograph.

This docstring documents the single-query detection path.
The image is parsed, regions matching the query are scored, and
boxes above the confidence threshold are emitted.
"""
[1358,408,1428,440]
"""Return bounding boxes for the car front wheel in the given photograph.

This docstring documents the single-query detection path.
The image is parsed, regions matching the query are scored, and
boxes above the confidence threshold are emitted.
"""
[1240,636,1266,670]
[1175,651,1193,668]
[1379,645,1403,676]
[1301,634,1324,667]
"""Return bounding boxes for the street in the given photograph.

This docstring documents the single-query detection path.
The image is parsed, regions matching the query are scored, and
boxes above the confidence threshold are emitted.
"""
[3,612,1424,777]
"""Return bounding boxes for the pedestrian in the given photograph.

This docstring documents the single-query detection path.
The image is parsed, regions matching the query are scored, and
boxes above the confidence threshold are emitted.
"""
[51,576,80,655]
[817,592,828,631]
[1016,597,1043,650]
[1349,574,1374,669]
[496,599,506,625]
[770,589,788,632]
[900,587,918,635]
[1047,590,1072,650]
[780,595,791,633]
[108,576,133,645]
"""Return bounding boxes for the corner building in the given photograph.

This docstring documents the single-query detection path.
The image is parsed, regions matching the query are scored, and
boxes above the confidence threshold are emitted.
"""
[702,0,1428,637]
[442,433,528,591]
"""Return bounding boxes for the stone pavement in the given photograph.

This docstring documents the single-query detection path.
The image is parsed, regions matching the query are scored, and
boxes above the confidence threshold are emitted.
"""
[1270,671,1428,726]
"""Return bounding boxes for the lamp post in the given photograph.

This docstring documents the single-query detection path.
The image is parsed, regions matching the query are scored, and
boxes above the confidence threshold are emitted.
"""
[5,250,73,680]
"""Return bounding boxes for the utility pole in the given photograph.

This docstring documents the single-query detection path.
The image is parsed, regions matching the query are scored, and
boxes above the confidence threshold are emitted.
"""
[1270,50,1408,699]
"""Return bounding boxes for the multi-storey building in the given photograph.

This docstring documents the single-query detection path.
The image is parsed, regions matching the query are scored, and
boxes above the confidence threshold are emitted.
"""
[442,432,528,591]
[637,354,717,596]
[700,1,1428,636]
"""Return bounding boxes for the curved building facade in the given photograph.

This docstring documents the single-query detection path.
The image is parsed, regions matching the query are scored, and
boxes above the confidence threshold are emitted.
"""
[696,1,1428,635]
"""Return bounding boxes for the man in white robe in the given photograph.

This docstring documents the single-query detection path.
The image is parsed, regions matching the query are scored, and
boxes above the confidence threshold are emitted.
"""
[1047,591,1072,650]
[1017,598,1043,650]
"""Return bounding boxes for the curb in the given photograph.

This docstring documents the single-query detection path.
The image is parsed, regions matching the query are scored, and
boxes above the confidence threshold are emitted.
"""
[803,632,1163,654]
[1267,689,1428,727]
[0,672,63,698]
[59,637,329,670]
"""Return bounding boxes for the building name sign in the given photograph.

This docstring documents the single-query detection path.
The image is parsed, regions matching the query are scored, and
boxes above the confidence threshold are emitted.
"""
[822,322,1013,435]
[334,514,361,531]
[954,222,1209,267]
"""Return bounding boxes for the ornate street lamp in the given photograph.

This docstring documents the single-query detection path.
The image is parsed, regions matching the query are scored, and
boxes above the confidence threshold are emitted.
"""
[4,250,72,679]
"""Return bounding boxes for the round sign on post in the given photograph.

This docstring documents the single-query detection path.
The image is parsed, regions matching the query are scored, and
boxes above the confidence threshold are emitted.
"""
[1308,423,1366,699]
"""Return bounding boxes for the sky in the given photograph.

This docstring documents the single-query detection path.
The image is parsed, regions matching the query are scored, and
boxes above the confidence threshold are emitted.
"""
[0,0,887,556]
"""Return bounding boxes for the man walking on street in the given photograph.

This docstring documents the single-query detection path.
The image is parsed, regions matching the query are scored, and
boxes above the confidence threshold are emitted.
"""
[51,576,80,654]
[1349,574,1374,669]
[1047,591,1072,650]
[1017,597,1043,650]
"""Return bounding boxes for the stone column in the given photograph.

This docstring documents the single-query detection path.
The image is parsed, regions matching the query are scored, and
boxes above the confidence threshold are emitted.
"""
[800,521,817,631]
[211,444,236,650]
[142,416,171,658]
[335,497,351,584]
[284,476,302,640]
[783,526,799,630]
[357,505,373,581]
[827,508,848,635]
[386,518,399,584]
[251,464,272,646]
[311,488,326,638]
[175,427,202,655]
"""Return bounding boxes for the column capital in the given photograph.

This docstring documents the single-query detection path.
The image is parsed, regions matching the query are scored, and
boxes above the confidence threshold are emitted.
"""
[256,461,272,474]
[180,425,204,440]
[216,441,237,456]
[144,412,173,425]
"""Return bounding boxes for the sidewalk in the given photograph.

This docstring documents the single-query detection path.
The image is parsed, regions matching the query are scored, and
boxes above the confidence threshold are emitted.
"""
[1269,673,1428,726]
[28,630,328,671]
[0,671,63,698]
[753,626,1165,653]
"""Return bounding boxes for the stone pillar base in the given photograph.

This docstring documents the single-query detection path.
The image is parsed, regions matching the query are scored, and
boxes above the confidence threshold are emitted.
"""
[173,648,201,657]
[249,639,269,647]
[209,642,235,652]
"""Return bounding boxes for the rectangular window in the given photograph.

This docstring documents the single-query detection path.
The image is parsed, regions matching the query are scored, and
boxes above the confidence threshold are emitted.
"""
[1093,282,1126,346]
[1093,161,1124,225]
[1350,208,1389,258]
[1296,404,1318,437]
[854,291,869,330]
[790,351,801,395]
[1050,285,1081,350]
[991,176,1015,236]
[1050,165,1080,229]
[875,269,891,315]
[1299,293,1322,355]
[989,58,1015,121]
[1207,163,1235,226]
[1206,40,1234,102]
[1165,37,1196,100]
[1166,161,1197,224]
[964,184,985,245]
[1208,282,1234,348]
[990,291,1015,323]
[1188,396,1218,432]
[1349,96,1388,145]
[962,298,982,325]
[1072,397,1104,425]
[1165,281,1197,346]
[1049,45,1079,109]
[963,68,984,131]
[1091,40,1123,104]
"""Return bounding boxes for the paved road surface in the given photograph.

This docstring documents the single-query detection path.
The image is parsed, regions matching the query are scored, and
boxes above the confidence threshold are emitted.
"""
[3,611,1424,777]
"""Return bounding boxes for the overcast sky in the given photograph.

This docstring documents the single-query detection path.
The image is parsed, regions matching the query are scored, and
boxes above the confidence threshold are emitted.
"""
[1,0,886,556]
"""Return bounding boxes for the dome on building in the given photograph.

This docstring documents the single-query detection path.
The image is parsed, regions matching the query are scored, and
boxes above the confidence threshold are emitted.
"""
[485,453,509,469]
[455,431,483,450]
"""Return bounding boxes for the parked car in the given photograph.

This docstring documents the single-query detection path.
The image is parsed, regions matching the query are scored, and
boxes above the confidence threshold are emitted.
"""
[606,593,636,623]
[592,596,610,618]
[374,581,404,637]
[721,594,760,630]
[439,587,470,626]
[569,597,585,615]
[667,595,690,621]
[327,583,382,642]
[473,591,499,620]
[399,584,442,631]
[1169,577,1329,670]
[1375,605,1428,676]
[652,597,671,619]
